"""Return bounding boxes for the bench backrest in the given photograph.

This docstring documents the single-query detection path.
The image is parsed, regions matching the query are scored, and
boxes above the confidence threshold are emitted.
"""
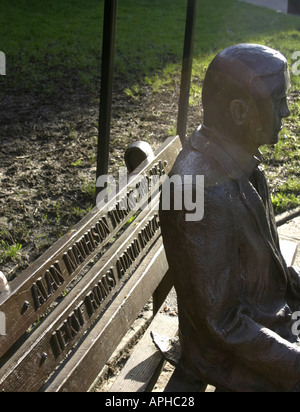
[0,135,182,392]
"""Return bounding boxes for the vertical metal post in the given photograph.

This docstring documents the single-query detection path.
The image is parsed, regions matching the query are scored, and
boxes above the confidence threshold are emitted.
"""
[96,0,118,186]
[177,0,198,144]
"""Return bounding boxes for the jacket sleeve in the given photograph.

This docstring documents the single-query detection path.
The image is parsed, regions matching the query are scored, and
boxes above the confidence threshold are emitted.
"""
[160,185,300,392]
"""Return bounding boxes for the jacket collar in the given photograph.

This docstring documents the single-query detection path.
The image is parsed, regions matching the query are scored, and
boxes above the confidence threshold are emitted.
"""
[190,125,262,179]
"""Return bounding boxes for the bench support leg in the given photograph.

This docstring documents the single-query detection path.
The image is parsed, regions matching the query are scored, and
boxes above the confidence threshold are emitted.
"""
[153,270,173,315]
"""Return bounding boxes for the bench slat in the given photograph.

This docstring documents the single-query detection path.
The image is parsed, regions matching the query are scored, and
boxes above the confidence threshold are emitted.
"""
[110,299,178,392]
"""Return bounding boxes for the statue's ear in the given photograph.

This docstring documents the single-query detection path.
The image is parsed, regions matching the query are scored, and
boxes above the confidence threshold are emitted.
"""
[230,99,249,126]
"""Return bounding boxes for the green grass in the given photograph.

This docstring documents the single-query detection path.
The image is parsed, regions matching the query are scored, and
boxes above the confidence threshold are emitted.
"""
[0,0,187,94]
[272,192,299,212]
[262,111,300,213]
[0,241,22,264]
[2,0,300,93]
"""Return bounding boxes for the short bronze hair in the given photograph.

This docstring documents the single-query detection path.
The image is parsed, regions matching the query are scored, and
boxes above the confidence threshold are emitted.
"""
[202,44,288,127]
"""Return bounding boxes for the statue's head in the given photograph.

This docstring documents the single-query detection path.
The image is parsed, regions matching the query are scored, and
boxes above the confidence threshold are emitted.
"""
[202,44,291,151]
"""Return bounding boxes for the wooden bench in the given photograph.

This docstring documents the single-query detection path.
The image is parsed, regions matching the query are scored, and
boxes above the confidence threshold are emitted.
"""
[0,134,298,392]
[0,135,183,392]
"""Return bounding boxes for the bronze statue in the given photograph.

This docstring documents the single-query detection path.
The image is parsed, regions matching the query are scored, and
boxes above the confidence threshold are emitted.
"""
[159,44,300,392]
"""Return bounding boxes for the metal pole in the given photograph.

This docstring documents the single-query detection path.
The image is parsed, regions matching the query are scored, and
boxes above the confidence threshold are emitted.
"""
[96,0,118,186]
[177,0,198,144]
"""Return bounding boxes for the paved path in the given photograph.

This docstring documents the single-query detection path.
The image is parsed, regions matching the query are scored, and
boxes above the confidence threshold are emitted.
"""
[240,0,288,13]
[278,216,300,270]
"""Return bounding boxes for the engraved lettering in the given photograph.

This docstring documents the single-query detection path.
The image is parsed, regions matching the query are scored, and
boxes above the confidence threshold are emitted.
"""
[85,291,100,316]
[51,330,65,357]
[49,210,162,357]
[90,226,101,245]
[64,248,78,275]
[84,231,95,253]
[74,242,86,262]
[31,262,65,310]
[78,238,89,258]
[133,238,141,255]
[32,281,47,309]
[138,231,146,249]
[44,263,65,296]
[116,259,126,280]
[106,268,117,289]
[108,209,118,228]
[50,303,86,357]
[95,217,110,240]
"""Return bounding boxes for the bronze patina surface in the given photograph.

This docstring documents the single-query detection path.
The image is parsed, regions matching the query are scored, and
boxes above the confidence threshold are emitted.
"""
[159,44,300,392]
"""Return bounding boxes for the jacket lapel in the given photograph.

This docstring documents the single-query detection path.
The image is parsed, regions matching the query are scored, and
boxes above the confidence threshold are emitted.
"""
[237,174,288,281]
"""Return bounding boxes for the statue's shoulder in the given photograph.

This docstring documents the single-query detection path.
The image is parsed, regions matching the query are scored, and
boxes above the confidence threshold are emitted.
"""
[171,131,232,190]
[169,130,204,174]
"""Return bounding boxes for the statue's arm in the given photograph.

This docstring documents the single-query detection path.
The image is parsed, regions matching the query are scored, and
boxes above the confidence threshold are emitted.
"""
[289,266,300,285]
[287,266,300,300]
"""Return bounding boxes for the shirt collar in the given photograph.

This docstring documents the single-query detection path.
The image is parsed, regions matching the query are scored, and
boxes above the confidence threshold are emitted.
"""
[199,125,262,178]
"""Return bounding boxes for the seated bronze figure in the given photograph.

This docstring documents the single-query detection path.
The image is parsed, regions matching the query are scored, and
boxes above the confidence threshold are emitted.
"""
[159,44,300,392]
